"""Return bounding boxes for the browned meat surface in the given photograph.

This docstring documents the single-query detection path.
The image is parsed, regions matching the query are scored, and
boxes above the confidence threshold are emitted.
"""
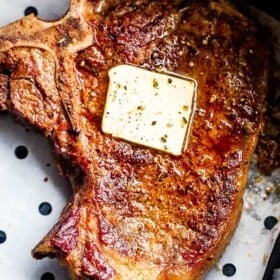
[0,0,271,279]
[257,86,280,174]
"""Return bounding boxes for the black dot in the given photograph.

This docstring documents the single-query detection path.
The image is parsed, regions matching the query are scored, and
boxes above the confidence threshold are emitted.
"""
[24,6,38,16]
[41,272,55,280]
[14,145,28,159]
[264,216,278,230]
[0,231,7,244]
[39,202,52,216]
[222,263,236,277]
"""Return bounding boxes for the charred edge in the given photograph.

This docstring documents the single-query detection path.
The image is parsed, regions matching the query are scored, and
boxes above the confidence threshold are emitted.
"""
[56,152,86,189]
[32,251,57,260]
[67,128,81,136]
[0,68,12,76]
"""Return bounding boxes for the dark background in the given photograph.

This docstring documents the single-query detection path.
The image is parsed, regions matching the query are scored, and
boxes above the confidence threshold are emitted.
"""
[245,0,280,20]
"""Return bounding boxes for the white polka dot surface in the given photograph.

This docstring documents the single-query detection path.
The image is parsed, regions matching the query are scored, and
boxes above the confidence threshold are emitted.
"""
[0,1,279,280]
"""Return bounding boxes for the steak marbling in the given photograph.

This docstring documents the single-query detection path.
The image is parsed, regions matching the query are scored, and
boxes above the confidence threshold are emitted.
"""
[0,0,271,279]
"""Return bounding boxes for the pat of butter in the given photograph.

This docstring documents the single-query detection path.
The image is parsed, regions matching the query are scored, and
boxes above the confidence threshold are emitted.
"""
[102,65,196,156]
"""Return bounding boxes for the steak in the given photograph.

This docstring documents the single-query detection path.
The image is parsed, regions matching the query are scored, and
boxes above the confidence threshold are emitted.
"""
[0,0,271,279]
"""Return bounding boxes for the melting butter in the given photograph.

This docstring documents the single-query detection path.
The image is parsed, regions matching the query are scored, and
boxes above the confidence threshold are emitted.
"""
[102,65,197,156]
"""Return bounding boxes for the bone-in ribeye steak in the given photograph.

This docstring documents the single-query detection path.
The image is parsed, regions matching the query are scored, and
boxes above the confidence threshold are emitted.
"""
[0,0,271,279]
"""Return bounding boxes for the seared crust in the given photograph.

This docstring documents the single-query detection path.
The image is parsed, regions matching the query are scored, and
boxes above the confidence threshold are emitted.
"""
[0,1,271,279]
